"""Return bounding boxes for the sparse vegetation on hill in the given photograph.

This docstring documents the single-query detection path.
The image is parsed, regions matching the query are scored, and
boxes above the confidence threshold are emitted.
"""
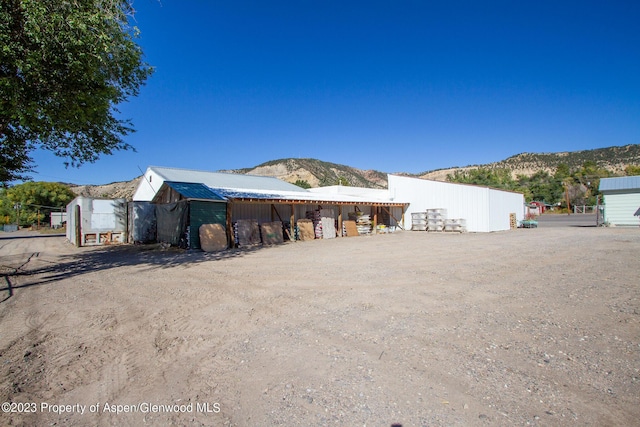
[420,144,640,180]
[447,160,618,206]
[48,144,640,201]
[223,158,388,189]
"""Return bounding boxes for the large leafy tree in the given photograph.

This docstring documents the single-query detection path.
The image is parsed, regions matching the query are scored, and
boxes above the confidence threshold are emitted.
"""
[446,167,516,189]
[0,0,153,185]
[2,181,75,225]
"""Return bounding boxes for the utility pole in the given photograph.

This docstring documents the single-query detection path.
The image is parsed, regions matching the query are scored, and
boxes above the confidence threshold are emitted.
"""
[14,203,21,228]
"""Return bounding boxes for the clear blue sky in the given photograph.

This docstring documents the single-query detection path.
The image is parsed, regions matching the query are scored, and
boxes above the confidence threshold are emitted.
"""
[29,0,640,184]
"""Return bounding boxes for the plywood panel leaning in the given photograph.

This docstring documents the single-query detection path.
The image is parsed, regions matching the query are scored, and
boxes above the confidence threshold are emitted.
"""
[297,219,315,241]
[199,224,227,252]
[260,221,284,245]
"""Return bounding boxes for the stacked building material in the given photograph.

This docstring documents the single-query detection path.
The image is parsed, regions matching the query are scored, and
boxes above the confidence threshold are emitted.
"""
[306,210,323,238]
[348,212,372,235]
[234,219,261,246]
[320,208,336,239]
[427,208,447,232]
[411,212,427,231]
[510,213,517,230]
[444,218,467,232]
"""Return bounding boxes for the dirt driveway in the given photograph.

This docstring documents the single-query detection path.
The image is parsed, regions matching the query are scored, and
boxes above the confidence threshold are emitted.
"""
[1,225,638,426]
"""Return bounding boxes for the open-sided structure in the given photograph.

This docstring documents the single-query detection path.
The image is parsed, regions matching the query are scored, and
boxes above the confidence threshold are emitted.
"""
[137,166,408,249]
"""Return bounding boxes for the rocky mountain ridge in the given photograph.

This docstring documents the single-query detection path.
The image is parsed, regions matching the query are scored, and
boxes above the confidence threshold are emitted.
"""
[70,144,640,199]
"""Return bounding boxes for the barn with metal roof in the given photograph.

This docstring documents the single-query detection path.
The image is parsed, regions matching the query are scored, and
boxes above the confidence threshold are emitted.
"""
[134,166,408,249]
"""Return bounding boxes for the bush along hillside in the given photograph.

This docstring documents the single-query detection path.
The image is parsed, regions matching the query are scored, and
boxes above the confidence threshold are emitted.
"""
[446,160,624,208]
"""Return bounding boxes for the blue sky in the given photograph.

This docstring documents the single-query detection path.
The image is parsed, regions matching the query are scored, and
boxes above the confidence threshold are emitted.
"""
[29,0,640,184]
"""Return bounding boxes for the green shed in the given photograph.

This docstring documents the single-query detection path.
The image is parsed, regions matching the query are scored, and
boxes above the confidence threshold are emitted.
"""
[152,181,228,249]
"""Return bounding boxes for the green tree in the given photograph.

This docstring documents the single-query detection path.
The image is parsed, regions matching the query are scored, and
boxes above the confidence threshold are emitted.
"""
[0,0,153,185]
[570,161,611,206]
[294,179,312,189]
[625,165,640,176]
[517,170,563,203]
[0,187,14,224]
[554,163,570,180]
[447,167,516,190]
[4,181,75,226]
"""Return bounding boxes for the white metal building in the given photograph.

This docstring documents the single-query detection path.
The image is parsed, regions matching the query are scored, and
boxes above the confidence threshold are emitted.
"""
[599,176,640,227]
[387,174,525,232]
[132,166,526,238]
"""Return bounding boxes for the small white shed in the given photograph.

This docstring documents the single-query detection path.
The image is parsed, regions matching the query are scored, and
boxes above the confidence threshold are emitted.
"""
[66,197,127,246]
[599,176,640,227]
[50,212,67,228]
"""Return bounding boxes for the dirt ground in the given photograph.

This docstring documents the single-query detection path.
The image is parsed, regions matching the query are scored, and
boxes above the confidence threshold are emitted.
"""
[0,222,638,426]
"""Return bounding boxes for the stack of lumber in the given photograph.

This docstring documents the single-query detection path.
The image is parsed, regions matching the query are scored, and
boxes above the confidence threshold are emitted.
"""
[510,213,517,229]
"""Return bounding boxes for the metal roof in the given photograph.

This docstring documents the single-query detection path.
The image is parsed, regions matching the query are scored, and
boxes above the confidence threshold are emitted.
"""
[211,187,407,206]
[150,166,307,193]
[162,181,226,201]
[145,166,406,206]
[599,176,640,192]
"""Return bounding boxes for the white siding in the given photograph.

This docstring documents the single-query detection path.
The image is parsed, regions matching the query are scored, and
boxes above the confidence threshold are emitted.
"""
[604,193,640,226]
[489,188,526,231]
[132,169,164,201]
[66,197,127,246]
[388,175,524,232]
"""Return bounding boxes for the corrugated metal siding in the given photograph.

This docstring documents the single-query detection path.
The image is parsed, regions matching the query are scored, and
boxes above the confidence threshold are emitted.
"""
[388,175,524,232]
[189,201,227,249]
[603,193,640,226]
[489,189,525,231]
[231,203,273,223]
[599,176,640,192]
[388,176,488,232]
